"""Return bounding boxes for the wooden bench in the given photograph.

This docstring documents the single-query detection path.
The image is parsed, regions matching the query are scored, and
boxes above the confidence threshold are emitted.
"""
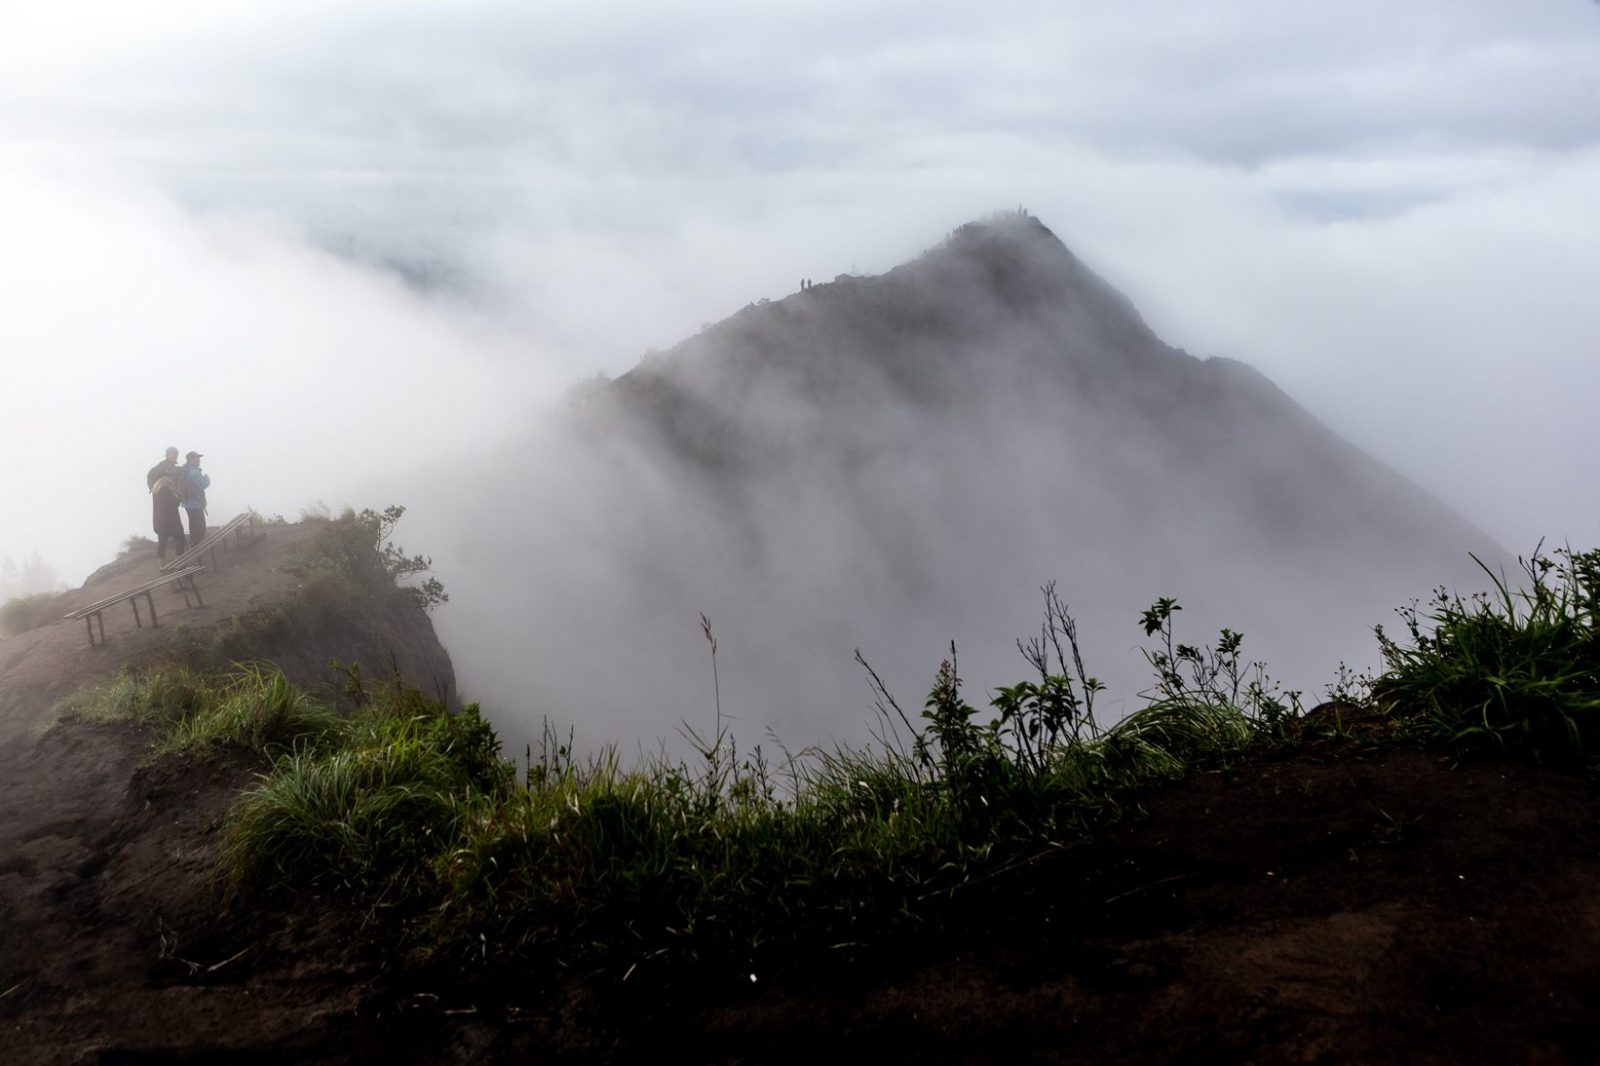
[160,512,259,575]
[65,565,205,647]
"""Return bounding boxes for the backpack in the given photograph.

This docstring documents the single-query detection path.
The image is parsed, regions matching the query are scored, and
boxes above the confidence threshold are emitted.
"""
[146,459,177,491]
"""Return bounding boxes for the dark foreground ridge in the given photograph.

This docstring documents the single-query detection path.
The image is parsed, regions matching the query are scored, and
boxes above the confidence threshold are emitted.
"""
[2,512,1598,1062]
[5,702,1600,1062]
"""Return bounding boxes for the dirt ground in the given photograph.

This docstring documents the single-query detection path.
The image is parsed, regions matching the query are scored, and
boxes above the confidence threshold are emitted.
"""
[3,537,1600,1062]
[0,521,322,750]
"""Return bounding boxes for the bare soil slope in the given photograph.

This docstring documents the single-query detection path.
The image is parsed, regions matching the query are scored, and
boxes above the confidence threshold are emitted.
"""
[0,525,320,749]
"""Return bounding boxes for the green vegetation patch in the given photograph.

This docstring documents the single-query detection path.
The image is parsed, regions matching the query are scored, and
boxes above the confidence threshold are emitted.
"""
[219,691,509,897]
[55,662,344,758]
[1378,546,1600,763]
[51,581,1311,973]
[289,505,447,613]
[158,505,447,675]
[156,663,346,758]
[55,662,215,728]
[54,541,1600,977]
[208,587,1288,972]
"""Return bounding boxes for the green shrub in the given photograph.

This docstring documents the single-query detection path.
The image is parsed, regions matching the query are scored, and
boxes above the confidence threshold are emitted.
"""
[290,505,446,612]
[1377,546,1600,761]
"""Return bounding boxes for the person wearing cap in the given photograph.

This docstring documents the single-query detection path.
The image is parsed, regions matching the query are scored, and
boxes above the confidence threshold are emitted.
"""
[179,451,211,546]
[146,446,180,491]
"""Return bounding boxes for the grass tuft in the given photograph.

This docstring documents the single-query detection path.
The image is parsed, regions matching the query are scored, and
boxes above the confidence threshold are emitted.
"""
[1377,545,1600,762]
[54,663,213,727]
[156,663,346,758]
[217,694,510,898]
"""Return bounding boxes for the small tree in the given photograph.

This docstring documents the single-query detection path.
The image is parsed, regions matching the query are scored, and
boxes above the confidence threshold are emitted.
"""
[299,505,447,612]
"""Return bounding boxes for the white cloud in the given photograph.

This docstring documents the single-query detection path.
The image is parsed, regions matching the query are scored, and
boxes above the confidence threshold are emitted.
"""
[0,163,553,580]
[1,0,1597,743]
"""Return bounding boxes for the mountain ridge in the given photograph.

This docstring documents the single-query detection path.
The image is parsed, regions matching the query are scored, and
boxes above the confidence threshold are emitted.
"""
[435,211,1499,745]
[586,211,1491,557]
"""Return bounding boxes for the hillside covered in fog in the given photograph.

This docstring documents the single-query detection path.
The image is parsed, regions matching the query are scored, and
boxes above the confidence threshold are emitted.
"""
[425,213,1497,747]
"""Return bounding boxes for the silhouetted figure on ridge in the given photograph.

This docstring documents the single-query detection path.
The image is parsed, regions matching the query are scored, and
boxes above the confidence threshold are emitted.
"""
[179,451,210,546]
[145,446,179,491]
[150,476,186,564]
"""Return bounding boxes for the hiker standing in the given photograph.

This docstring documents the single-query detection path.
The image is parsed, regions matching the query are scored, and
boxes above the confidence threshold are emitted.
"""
[150,476,187,563]
[146,446,180,491]
[179,451,210,546]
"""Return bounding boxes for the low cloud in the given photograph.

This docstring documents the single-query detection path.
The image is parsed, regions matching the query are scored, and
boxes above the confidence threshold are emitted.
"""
[1,1,1595,750]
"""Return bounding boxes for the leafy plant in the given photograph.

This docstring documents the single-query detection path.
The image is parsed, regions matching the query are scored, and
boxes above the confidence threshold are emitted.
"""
[1376,545,1600,761]
[1138,597,1300,733]
[992,582,1106,772]
[292,505,447,612]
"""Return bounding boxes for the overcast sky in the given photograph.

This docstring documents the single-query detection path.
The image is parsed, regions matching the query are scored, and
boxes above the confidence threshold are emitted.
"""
[2,0,1597,588]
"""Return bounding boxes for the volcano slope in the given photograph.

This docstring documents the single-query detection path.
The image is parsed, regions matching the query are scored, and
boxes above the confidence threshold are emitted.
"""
[3,522,1600,1062]
[432,212,1502,751]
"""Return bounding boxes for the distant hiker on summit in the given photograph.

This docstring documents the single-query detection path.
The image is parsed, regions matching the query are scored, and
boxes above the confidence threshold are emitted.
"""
[179,451,210,546]
[150,475,186,563]
[145,446,180,491]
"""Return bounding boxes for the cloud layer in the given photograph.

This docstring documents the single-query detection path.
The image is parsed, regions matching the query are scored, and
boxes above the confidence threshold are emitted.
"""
[1,1,1595,744]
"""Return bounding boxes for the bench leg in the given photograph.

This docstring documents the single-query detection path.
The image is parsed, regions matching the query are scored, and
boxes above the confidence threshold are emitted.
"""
[131,596,143,628]
[95,612,106,645]
[145,590,160,628]
[84,614,96,647]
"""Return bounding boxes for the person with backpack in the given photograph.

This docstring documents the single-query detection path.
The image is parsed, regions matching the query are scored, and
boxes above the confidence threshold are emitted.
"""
[150,475,186,563]
[179,451,210,546]
[146,446,180,491]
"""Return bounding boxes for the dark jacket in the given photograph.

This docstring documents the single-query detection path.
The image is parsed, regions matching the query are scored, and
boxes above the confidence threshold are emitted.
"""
[152,481,185,536]
[146,458,179,491]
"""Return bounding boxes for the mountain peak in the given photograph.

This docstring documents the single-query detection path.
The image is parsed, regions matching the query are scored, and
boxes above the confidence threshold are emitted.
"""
[896,211,1160,353]
[606,211,1169,421]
